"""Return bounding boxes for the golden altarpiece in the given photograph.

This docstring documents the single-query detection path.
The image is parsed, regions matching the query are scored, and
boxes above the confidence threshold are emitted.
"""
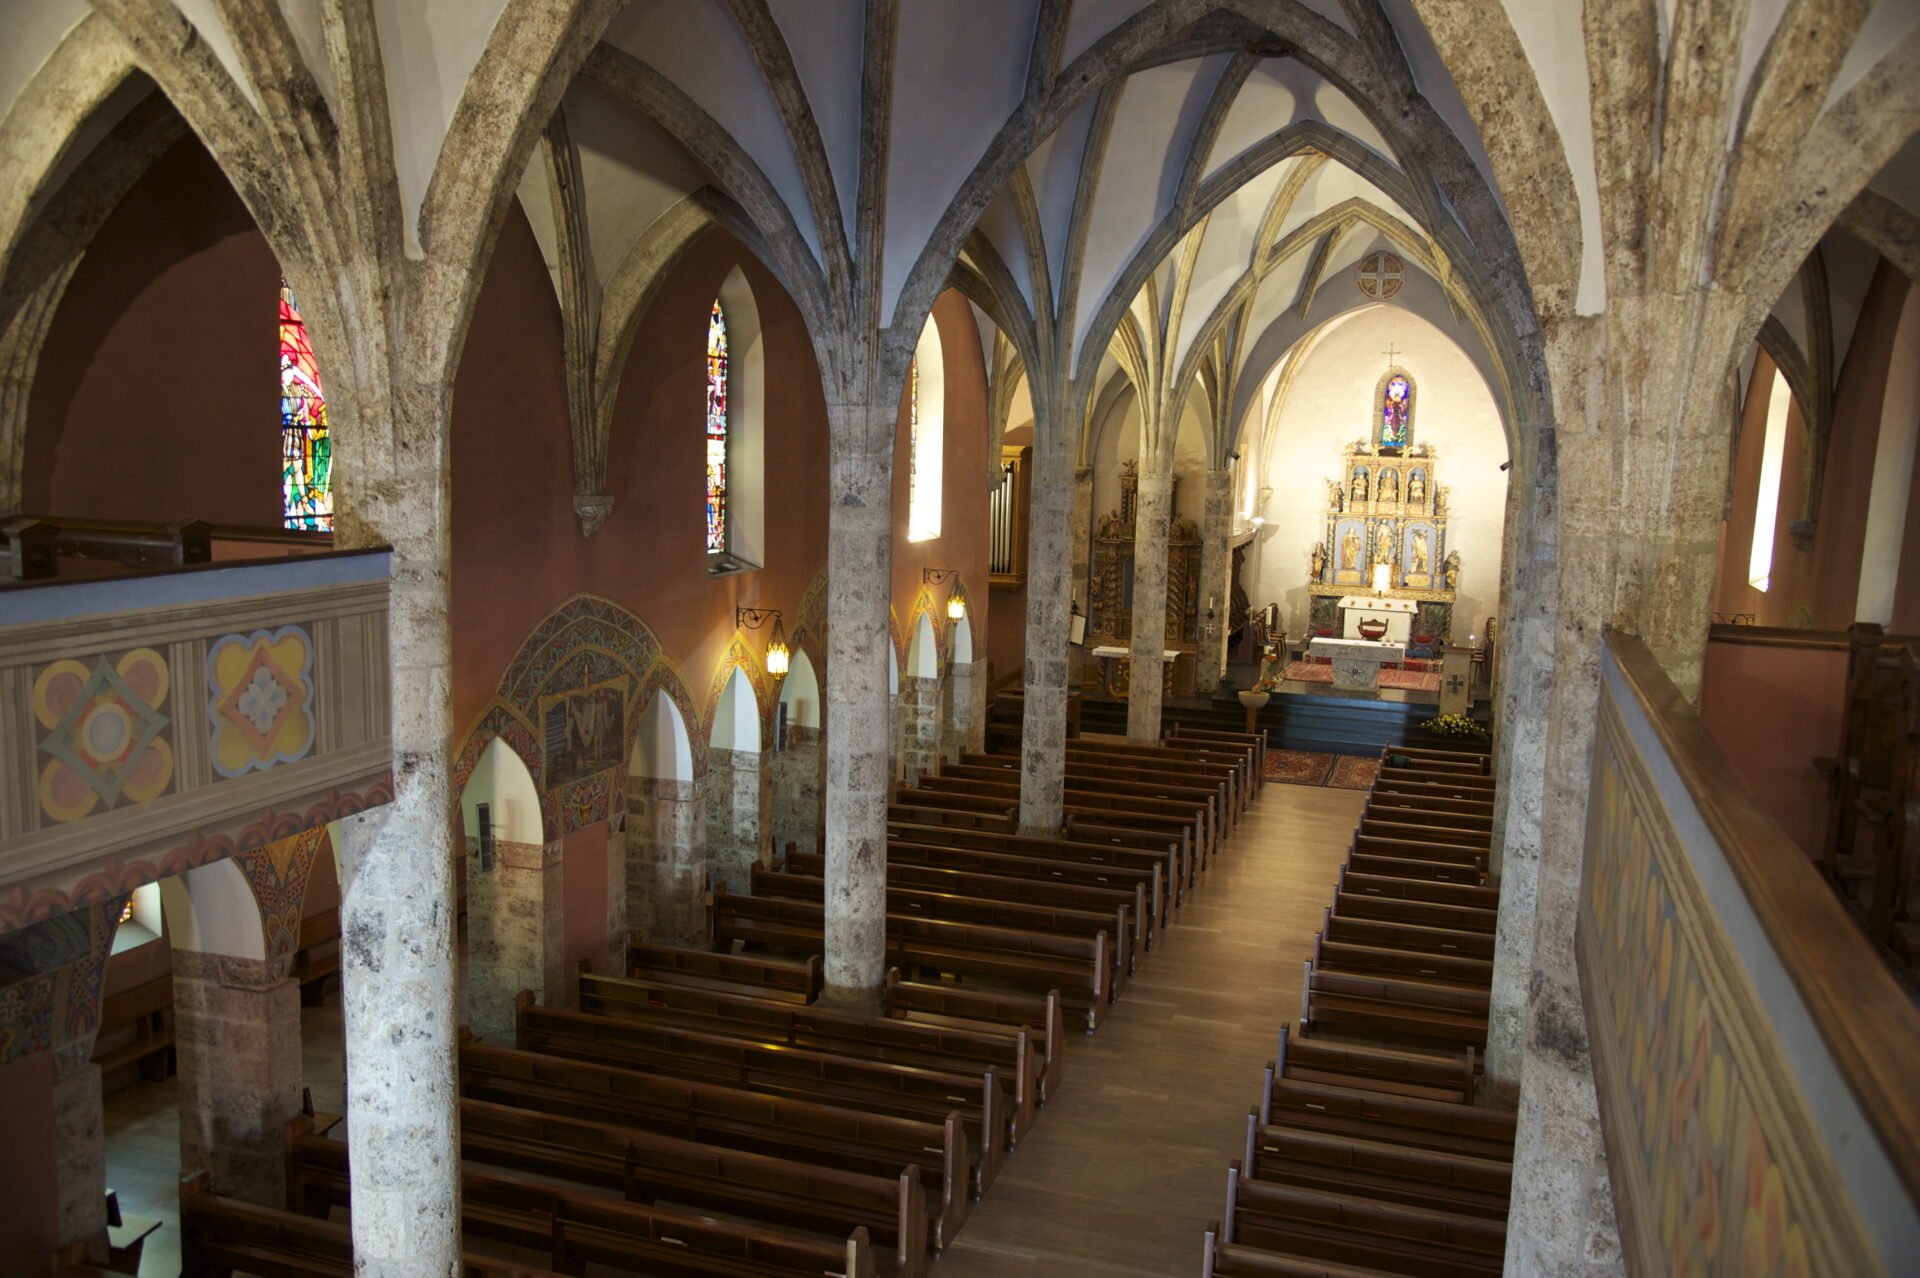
[1306,367,1459,658]
[1083,461,1202,696]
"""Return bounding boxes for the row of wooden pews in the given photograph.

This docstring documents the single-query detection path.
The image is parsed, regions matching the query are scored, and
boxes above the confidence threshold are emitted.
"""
[181,725,1267,1277]
[1205,742,1515,1277]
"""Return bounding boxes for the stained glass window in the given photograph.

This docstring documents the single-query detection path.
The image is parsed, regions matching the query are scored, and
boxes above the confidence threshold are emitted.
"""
[706,299,729,553]
[1381,373,1412,447]
[908,357,919,502]
[279,283,332,530]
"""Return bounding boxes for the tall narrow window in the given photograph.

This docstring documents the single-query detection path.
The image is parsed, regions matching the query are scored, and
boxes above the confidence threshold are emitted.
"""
[907,324,944,542]
[279,282,332,530]
[706,299,729,553]
[1749,367,1792,592]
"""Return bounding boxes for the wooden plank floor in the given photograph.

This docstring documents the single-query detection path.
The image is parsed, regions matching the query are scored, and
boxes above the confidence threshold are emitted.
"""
[933,782,1364,1277]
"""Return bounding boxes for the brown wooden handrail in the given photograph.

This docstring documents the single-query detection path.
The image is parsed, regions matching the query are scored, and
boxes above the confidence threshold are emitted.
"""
[3,514,333,581]
[1607,628,1920,1202]
[1707,622,1853,650]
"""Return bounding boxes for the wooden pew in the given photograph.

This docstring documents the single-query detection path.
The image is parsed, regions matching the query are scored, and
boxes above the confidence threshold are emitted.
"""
[1241,1118,1512,1220]
[577,965,1042,1147]
[711,889,1114,1031]
[750,863,1137,987]
[274,1131,885,1278]
[1312,932,1494,991]
[1323,913,1496,962]
[517,999,1011,1190]
[1301,963,1490,1048]
[1260,1075,1515,1160]
[1338,869,1498,913]
[1204,1226,1409,1277]
[1222,1164,1504,1277]
[1266,1024,1475,1106]
[1376,766,1495,797]
[1349,834,1485,869]
[882,969,1065,1106]
[887,790,1016,832]
[1167,723,1267,791]
[954,752,1232,841]
[1347,852,1486,886]
[1068,738,1252,813]
[626,940,821,1003]
[1382,744,1490,775]
[887,821,1181,911]
[1332,890,1496,935]
[460,1039,970,1248]
[1358,800,1491,835]
[91,975,174,1080]
[912,774,1208,870]
[785,845,1159,954]
[1357,818,1490,849]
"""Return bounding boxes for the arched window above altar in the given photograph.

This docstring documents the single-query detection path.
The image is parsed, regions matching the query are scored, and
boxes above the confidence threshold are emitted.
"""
[1374,368,1415,449]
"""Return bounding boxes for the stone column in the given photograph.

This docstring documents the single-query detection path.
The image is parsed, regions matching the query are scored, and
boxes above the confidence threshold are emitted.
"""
[52,1037,106,1260]
[1019,413,1076,834]
[1196,467,1234,690]
[899,673,941,785]
[604,813,629,975]
[1126,445,1175,741]
[705,746,771,892]
[173,950,303,1206]
[463,836,564,1044]
[942,658,986,762]
[821,405,893,1008]
[1067,465,1095,687]
[625,777,707,946]
[771,724,824,855]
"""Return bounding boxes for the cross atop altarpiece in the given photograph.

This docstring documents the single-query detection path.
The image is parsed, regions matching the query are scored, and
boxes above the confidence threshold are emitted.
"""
[1381,342,1401,365]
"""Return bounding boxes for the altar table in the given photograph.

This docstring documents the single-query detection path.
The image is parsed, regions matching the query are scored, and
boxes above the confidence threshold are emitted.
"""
[1308,636,1407,690]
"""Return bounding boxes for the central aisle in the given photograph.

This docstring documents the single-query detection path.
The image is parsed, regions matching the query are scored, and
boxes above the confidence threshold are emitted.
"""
[932,782,1367,1277]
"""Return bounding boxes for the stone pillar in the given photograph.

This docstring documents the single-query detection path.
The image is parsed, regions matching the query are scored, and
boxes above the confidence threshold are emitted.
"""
[705,746,771,893]
[173,950,303,1206]
[1067,465,1095,687]
[1126,445,1175,741]
[899,673,941,785]
[771,723,824,855]
[821,406,893,1007]
[52,1038,106,1260]
[942,658,986,762]
[1196,467,1234,690]
[625,777,707,946]
[1019,414,1076,834]
[463,836,564,1043]
[604,813,629,975]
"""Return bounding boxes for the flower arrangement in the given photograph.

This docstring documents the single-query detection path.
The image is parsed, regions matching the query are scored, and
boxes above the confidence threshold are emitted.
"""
[1420,712,1489,740]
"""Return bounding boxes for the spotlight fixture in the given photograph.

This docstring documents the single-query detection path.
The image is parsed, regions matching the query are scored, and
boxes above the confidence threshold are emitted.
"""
[736,606,790,675]
[923,567,967,620]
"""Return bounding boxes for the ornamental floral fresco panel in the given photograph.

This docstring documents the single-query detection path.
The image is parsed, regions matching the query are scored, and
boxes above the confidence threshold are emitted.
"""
[33,648,175,824]
[207,625,317,778]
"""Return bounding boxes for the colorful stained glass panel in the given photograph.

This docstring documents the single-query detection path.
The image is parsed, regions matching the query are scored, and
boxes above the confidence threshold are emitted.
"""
[1382,372,1411,446]
[279,284,332,530]
[706,299,728,553]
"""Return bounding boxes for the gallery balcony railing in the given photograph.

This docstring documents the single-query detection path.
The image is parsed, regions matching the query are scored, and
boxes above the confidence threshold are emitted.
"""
[0,544,391,935]
[1582,630,1920,1274]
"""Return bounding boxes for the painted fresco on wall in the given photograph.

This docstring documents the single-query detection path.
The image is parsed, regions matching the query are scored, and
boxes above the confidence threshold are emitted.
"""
[33,648,175,823]
[207,625,317,778]
[541,679,627,789]
[1581,694,1880,1276]
[230,826,328,960]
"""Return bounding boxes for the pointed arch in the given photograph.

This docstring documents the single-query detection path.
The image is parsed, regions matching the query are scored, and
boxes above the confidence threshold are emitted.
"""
[711,665,763,752]
[630,693,694,784]
[907,315,946,541]
[950,614,975,666]
[905,611,939,680]
[158,859,266,960]
[777,648,822,730]
[459,738,543,847]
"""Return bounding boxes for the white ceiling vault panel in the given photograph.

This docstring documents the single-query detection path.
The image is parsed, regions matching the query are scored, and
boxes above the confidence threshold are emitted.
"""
[0,0,88,131]
[1172,164,1291,368]
[1025,93,1100,312]
[373,0,511,257]
[766,0,864,253]
[1377,1,1502,218]
[883,0,1038,325]
[1059,0,1153,72]
[975,188,1034,312]
[1202,58,1390,185]
[567,82,707,293]
[605,0,825,267]
[1497,0,1604,314]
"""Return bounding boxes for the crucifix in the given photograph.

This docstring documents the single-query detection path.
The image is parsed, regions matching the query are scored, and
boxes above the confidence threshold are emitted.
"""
[1382,341,1401,365]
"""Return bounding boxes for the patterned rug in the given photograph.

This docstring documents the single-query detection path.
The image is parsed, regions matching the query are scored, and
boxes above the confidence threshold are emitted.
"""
[1262,749,1381,789]
[1281,660,1442,693]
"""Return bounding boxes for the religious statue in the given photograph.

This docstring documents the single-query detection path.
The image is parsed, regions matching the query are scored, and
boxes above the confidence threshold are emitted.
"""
[1407,470,1425,504]
[1444,549,1461,590]
[1327,477,1344,512]
[1350,467,1369,503]
[1340,526,1360,570]
[1375,524,1393,565]
[1380,468,1399,503]
[1411,529,1429,574]
[1310,541,1327,579]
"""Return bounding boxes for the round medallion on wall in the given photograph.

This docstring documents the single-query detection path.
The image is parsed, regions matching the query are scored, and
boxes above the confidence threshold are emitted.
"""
[1356,252,1405,300]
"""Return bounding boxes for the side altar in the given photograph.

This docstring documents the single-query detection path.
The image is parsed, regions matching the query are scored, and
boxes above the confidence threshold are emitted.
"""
[1304,366,1460,660]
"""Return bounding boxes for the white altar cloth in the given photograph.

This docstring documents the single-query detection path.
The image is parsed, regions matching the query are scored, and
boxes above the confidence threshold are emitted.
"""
[1336,595,1417,644]
[1308,636,1407,690]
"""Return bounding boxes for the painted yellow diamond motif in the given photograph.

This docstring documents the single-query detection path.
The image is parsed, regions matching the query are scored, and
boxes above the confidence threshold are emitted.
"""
[207,626,315,778]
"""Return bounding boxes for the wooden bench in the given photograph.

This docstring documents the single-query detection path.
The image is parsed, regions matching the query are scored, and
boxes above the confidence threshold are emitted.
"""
[517,999,1011,1189]
[1259,1075,1515,1161]
[1241,1118,1511,1221]
[627,940,821,1003]
[1205,1226,1411,1277]
[1222,1164,1504,1277]
[1167,724,1267,791]
[1357,818,1490,849]
[1366,790,1496,822]
[1359,800,1492,834]
[883,969,1065,1106]
[1376,766,1495,797]
[786,844,1158,954]
[888,821,1180,911]
[292,908,340,1007]
[1338,869,1498,912]
[913,774,1208,870]
[961,750,1236,828]
[460,1039,970,1248]
[1312,932,1494,991]
[1068,738,1252,812]
[92,976,174,1080]
[887,792,1017,833]
[1332,890,1495,935]
[1302,963,1490,1047]
[578,965,1042,1147]
[1348,834,1485,870]
[1381,744,1490,773]
[751,863,1138,987]
[1267,1024,1475,1106]
[712,890,1114,1031]
[951,754,1230,843]
[1347,852,1486,886]
[1323,913,1496,961]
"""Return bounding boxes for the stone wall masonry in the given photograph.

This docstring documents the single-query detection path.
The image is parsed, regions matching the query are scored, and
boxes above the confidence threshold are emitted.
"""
[1068,465,1094,687]
[771,724,824,856]
[1019,425,1077,834]
[942,658,987,762]
[899,673,942,786]
[705,746,771,893]
[463,837,564,1045]
[52,1037,105,1258]
[1126,449,1175,741]
[1197,468,1233,690]
[172,949,303,1207]
[625,776,706,947]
